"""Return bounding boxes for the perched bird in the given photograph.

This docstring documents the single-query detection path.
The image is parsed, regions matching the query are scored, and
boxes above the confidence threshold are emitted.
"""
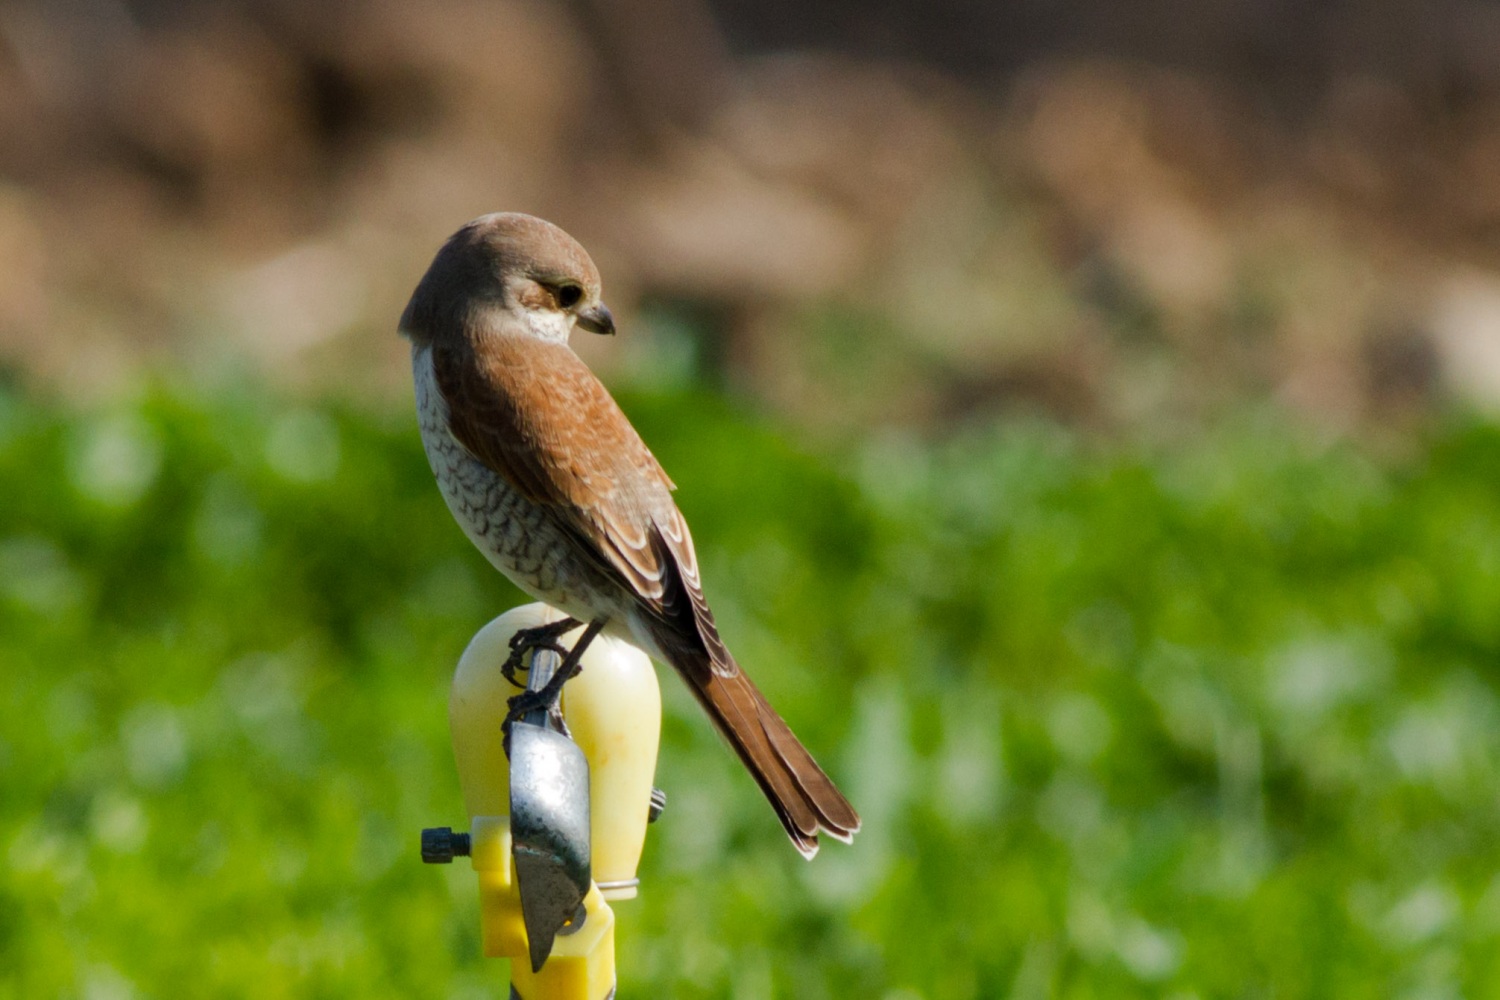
[400,212,859,857]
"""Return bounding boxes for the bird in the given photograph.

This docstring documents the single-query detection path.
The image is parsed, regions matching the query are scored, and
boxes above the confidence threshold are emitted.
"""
[399,212,859,857]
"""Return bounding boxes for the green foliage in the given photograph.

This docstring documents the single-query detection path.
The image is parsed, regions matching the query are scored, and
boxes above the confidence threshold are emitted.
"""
[3,382,1500,998]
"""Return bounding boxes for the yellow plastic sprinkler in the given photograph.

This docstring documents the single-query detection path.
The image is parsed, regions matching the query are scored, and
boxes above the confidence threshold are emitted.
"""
[422,604,663,1000]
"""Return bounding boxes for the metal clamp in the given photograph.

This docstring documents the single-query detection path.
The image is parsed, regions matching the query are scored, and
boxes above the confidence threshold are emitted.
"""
[508,646,592,972]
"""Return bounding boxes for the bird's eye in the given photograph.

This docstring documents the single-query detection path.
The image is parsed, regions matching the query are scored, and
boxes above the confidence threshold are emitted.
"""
[556,284,583,308]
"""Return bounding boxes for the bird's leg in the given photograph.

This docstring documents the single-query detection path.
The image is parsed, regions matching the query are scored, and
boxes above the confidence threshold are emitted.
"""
[503,618,607,749]
[500,616,582,687]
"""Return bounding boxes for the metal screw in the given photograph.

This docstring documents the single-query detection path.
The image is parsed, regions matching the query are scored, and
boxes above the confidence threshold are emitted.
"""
[421,827,471,863]
[648,787,667,823]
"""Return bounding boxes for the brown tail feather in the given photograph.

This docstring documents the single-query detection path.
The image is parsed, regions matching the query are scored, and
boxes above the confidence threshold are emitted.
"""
[643,524,858,855]
[673,650,861,857]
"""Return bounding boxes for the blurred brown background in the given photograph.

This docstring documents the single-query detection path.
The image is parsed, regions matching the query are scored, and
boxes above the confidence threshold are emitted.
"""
[4,0,1500,433]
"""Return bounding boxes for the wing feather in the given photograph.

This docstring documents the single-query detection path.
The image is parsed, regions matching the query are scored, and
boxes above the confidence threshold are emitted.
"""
[432,334,679,607]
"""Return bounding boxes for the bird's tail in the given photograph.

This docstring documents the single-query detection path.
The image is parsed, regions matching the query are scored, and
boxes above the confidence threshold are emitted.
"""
[677,650,860,857]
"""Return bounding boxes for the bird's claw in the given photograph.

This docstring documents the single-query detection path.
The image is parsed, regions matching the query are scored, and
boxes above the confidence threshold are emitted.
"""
[499,617,604,758]
[501,640,570,687]
[499,618,582,687]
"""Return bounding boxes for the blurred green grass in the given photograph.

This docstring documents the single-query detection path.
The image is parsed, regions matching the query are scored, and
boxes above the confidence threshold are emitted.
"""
[4,380,1500,999]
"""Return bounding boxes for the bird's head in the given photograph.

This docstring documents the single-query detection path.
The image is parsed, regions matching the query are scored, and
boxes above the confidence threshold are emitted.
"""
[400,212,615,347]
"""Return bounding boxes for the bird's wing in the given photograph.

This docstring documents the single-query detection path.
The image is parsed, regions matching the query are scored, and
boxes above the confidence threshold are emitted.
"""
[431,334,684,609]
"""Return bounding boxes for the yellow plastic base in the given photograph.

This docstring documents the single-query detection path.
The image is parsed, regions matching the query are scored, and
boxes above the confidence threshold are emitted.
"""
[450,605,661,1000]
[470,817,616,999]
[471,818,528,958]
[508,887,615,1000]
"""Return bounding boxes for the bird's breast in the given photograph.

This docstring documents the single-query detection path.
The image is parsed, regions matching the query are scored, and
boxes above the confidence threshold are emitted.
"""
[410,344,624,622]
[412,343,535,549]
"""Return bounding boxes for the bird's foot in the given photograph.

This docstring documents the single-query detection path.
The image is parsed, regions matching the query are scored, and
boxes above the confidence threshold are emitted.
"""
[500,617,582,687]
[504,688,571,742]
[501,618,606,755]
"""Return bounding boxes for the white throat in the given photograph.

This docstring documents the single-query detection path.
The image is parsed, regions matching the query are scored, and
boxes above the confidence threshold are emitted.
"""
[521,307,575,344]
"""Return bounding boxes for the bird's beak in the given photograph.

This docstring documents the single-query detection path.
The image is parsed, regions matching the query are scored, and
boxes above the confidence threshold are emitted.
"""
[576,303,615,336]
